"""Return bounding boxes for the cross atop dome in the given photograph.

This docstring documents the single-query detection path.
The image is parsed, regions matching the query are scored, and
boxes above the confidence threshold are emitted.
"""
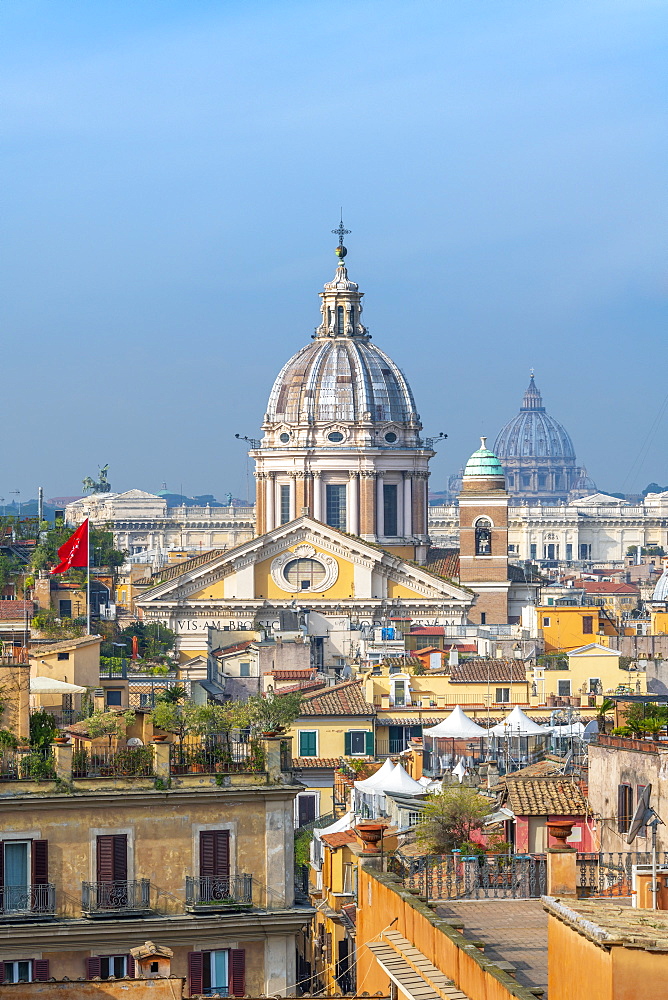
[332,213,351,263]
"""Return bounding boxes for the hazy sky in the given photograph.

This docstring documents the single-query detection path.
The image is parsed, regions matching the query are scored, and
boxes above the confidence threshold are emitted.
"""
[2,0,666,504]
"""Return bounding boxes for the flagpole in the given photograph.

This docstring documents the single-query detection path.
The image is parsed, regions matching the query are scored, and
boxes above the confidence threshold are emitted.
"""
[86,519,91,635]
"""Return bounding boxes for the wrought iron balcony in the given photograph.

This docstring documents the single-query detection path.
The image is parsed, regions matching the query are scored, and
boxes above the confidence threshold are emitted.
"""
[185,874,253,912]
[0,884,56,920]
[81,879,151,917]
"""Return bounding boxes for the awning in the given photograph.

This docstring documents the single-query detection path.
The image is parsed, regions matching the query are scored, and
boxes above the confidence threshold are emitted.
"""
[30,677,87,695]
[367,929,469,1000]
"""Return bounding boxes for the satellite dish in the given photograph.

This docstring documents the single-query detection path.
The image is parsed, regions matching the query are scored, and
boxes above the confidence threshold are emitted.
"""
[582,720,599,742]
[126,737,144,747]
[627,783,652,844]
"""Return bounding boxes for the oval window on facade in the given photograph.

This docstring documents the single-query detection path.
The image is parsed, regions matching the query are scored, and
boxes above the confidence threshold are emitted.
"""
[384,432,397,443]
[284,558,327,591]
[328,431,344,442]
[279,432,290,443]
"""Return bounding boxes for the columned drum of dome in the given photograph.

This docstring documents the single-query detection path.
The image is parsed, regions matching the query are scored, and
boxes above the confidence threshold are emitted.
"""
[493,374,590,504]
[251,240,434,562]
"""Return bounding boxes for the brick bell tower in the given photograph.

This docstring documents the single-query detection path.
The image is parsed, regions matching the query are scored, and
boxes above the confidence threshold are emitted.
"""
[458,437,510,625]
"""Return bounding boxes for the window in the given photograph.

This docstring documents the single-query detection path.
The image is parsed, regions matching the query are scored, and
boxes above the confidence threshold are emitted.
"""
[96,834,127,905]
[325,484,347,531]
[588,678,601,694]
[580,543,591,560]
[495,688,510,703]
[558,679,571,696]
[508,544,516,553]
[542,617,551,627]
[239,661,250,677]
[530,544,537,559]
[474,517,492,555]
[480,612,487,625]
[345,731,373,756]
[522,475,531,487]
[189,948,245,998]
[566,543,573,561]
[383,484,398,536]
[2,840,33,914]
[3,961,39,984]
[582,616,593,635]
[298,731,317,757]
[285,558,326,591]
[538,474,547,488]
[279,485,290,525]
[297,793,317,827]
[99,956,128,980]
[408,811,421,828]
[279,432,290,444]
[200,830,230,884]
[618,784,634,833]
[337,305,344,335]
[393,679,407,707]
[106,690,122,707]
[57,652,70,661]
[327,431,344,443]
[59,599,72,619]
[384,431,397,443]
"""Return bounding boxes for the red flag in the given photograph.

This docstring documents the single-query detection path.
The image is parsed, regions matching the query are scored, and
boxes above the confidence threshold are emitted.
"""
[50,519,89,574]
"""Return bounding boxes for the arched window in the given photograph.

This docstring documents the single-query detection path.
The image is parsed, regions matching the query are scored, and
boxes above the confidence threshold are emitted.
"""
[474,517,492,556]
[337,305,344,335]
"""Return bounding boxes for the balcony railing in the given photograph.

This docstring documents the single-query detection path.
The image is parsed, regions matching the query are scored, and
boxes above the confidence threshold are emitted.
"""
[81,879,151,917]
[0,884,56,919]
[170,739,265,775]
[185,874,253,911]
[0,749,56,781]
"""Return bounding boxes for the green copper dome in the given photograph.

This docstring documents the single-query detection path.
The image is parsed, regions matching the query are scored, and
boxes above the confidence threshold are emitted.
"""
[463,437,505,478]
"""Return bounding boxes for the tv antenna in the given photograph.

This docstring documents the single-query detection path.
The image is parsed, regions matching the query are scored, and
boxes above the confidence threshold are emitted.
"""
[425,432,447,450]
[235,433,260,450]
[627,783,664,910]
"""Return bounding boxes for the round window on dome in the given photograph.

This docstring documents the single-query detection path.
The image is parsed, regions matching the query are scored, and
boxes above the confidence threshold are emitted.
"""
[279,433,290,444]
[384,432,397,443]
[327,431,344,443]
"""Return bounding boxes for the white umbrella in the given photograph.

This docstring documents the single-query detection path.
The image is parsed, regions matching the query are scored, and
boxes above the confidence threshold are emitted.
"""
[30,677,87,694]
[423,705,487,739]
[487,705,550,737]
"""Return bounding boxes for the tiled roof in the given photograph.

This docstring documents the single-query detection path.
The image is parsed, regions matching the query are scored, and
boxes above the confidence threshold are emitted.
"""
[0,600,35,620]
[376,717,443,727]
[214,640,254,657]
[291,757,341,768]
[573,580,639,595]
[504,777,586,816]
[500,758,567,780]
[299,680,375,717]
[272,669,316,679]
[321,831,357,848]
[424,548,460,580]
[276,680,324,694]
[410,647,443,657]
[147,548,227,584]
[448,658,529,683]
[508,563,543,583]
[409,627,445,636]
[30,635,101,653]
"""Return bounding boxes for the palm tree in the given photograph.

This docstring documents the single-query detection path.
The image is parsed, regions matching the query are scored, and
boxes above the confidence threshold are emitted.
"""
[596,698,615,733]
[159,685,187,705]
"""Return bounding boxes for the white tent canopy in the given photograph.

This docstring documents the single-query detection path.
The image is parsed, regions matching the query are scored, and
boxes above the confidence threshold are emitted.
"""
[314,810,354,842]
[423,705,487,739]
[353,757,396,791]
[381,763,424,796]
[551,722,586,737]
[30,677,87,695]
[488,705,551,737]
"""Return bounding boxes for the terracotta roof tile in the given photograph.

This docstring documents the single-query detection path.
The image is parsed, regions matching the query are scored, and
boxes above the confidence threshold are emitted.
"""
[299,680,375,717]
[425,548,459,580]
[573,580,639,595]
[409,626,445,636]
[321,831,357,848]
[214,640,254,657]
[504,777,586,816]
[291,757,341,768]
[0,600,35,620]
[449,658,528,683]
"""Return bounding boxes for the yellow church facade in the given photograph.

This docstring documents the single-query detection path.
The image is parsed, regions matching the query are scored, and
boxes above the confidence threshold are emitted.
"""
[136,516,473,662]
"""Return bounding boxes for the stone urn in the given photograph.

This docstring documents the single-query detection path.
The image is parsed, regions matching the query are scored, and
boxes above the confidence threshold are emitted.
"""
[354,823,387,853]
[546,820,574,845]
[53,735,69,745]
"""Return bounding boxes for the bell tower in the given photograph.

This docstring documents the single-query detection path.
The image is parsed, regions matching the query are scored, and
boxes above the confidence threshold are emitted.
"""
[458,438,510,624]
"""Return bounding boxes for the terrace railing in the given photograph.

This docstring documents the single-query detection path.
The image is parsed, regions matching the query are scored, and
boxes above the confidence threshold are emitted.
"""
[170,739,265,775]
[0,749,56,782]
[577,852,668,897]
[72,746,154,779]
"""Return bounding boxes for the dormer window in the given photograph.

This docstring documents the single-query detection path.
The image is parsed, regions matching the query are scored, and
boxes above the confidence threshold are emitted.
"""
[474,517,492,555]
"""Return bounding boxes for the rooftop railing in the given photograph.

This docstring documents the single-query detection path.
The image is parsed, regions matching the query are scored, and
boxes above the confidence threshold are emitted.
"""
[72,746,154,779]
[170,739,266,775]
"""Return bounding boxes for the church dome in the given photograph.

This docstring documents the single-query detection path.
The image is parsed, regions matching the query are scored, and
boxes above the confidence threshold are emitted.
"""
[652,565,668,602]
[265,260,419,428]
[494,375,575,461]
[463,438,505,478]
[267,337,418,425]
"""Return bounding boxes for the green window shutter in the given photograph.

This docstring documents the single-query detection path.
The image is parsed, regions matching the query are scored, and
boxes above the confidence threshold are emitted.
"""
[344,731,352,756]
[365,731,375,756]
[300,732,317,757]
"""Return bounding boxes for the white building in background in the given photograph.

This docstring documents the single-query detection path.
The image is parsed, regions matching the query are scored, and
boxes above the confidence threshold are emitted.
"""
[64,490,255,556]
[429,491,668,564]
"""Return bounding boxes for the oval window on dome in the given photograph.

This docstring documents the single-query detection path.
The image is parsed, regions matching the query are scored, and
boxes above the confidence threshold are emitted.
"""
[328,431,344,443]
[279,432,290,443]
[384,432,397,443]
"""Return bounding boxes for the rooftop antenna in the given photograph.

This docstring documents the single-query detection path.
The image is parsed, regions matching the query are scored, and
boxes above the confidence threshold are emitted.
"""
[627,783,664,910]
[425,432,447,450]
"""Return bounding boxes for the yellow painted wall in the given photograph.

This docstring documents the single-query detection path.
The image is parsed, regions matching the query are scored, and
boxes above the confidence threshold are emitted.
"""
[651,611,668,636]
[564,648,645,697]
[538,607,617,652]
[290,717,373,759]
[386,577,432,599]
[254,545,356,600]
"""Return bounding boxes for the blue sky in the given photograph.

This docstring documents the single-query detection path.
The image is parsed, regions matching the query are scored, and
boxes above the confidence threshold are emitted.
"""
[1,0,666,503]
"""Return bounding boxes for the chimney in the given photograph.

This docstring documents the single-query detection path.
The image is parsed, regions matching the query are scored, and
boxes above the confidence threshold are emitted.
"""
[129,941,173,979]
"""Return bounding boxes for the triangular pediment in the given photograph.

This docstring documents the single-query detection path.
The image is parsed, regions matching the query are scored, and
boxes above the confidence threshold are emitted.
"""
[136,517,472,606]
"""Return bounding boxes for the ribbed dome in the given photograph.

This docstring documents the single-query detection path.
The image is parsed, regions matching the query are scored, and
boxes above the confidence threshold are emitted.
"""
[267,337,418,424]
[494,375,575,461]
[464,438,505,478]
[653,566,668,602]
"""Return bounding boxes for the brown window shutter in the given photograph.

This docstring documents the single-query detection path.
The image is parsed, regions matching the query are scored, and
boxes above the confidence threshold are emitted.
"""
[96,836,114,883]
[32,841,49,885]
[0,841,4,890]
[188,952,204,997]
[127,954,135,978]
[86,957,102,979]
[215,830,230,877]
[230,949,245,997]
[33,960,50,982]
[113,835,128,882]
[0,963,5,983]
[200,831,215,878]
